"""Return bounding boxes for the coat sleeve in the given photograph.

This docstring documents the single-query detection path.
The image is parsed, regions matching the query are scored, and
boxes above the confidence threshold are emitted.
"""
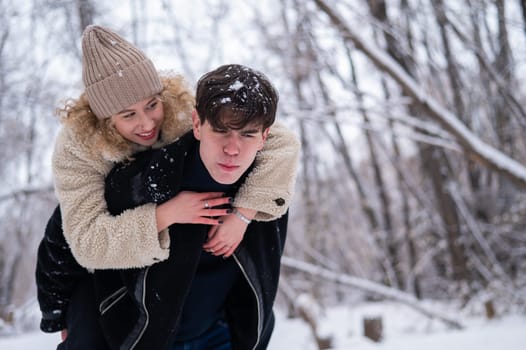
[36,206,89,333]
[233,122,301,221]
[52,130,170,270]
[104,139,188,215]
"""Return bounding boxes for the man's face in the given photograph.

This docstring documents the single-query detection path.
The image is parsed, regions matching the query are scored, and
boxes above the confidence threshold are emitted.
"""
[192,111,269,184]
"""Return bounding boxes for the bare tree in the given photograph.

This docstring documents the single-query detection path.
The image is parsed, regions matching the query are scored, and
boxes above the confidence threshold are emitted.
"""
[77,0,95,32]
[3,0,526,336]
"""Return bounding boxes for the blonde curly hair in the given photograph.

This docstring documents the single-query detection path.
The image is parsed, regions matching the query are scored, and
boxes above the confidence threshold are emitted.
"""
[57,74,195,160]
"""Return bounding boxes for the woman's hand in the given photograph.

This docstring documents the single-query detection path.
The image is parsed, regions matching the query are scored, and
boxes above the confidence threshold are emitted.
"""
[204,207,256,257]
[156,192,232,231]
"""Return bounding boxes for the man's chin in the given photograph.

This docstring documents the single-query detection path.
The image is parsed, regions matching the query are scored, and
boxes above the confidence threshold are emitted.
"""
[211,173,239,185]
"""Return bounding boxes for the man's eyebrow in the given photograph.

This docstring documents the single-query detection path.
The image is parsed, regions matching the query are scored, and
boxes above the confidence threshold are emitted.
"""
[242,128,260,133]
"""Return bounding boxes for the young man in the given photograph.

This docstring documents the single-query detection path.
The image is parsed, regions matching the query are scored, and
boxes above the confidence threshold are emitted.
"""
[37,64,297,350]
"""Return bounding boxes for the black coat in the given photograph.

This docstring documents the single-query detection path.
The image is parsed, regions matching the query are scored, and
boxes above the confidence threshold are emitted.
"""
[36,132,288,350]
[36,206,89,333]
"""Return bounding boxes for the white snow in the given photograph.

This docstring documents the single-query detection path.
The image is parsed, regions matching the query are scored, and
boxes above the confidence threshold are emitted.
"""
[229,81,244,91]
[269,302,526,350]
[1,302,524,349]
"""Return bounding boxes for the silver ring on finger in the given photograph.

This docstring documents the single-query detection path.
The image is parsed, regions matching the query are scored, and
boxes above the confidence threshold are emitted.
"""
[204,201,209,209]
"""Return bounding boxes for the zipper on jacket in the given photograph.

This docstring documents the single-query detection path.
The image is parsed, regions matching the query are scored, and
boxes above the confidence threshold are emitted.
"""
[99,286,127,316]
[129,266,151,350]
[233,253,262,350]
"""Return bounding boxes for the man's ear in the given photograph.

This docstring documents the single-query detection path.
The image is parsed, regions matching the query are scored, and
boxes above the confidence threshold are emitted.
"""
[192,110,201,140]
[258,127,270,150]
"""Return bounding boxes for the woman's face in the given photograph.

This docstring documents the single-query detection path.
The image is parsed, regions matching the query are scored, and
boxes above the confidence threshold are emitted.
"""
[110,96,164,146]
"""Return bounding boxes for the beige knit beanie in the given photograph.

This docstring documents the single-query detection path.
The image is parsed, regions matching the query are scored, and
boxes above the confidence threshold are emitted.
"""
[82,25,163,119]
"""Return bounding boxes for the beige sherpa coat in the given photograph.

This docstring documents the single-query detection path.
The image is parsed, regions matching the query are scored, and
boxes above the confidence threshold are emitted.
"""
[52,74,300,270]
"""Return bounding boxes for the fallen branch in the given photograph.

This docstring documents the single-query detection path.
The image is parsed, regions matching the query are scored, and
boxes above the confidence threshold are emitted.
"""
[0,186,54,203]
[281,256,464,329]
[279,277,334,349]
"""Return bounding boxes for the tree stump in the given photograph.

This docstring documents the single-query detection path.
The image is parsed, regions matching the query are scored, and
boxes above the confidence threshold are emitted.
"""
[363,316,383,342]
[485,300,496,320]
[297,302,333,349]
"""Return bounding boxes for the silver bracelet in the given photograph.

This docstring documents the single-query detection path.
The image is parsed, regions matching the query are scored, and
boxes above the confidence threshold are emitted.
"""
[233,208,252,225]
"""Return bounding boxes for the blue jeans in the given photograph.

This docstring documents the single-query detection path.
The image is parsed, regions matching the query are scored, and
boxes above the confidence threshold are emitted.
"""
[171,320,232,350]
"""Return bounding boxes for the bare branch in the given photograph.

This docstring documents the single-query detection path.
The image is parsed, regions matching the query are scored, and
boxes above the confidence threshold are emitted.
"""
[282,256,464,329]
[313,0,526,188]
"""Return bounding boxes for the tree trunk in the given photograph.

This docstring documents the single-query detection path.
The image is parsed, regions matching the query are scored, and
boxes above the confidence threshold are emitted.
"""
[363,316,383,342]
[493,0,514,154]
[77,0,94,32]
[521,0,526,41]
[347,48,401,289]
[366,0,469,287]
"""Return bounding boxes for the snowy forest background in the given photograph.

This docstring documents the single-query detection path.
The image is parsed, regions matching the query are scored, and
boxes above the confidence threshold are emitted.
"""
[1,0,526,346]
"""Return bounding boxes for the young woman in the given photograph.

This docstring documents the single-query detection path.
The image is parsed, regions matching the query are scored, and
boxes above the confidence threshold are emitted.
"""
[52,25,299,270]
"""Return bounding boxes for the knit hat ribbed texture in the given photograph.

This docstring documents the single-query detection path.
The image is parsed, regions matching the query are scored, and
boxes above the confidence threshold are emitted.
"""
[82,25,163,119]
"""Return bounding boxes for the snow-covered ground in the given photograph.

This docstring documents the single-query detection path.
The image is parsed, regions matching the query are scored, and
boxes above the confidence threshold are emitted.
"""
[270,302,526,350]
[0,302,524,349]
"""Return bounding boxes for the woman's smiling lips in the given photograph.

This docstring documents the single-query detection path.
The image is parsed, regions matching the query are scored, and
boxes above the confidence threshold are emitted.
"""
[137,128,157,140]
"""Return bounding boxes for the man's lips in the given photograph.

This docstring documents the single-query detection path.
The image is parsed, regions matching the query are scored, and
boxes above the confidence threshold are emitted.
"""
[218,163,239,172]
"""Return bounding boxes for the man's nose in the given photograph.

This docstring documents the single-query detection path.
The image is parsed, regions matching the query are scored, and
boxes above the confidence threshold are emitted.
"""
[223,135,240,155]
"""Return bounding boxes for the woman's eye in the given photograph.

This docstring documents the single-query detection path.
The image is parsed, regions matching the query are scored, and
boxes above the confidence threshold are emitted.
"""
[147,101,158,110]
[123,112,135,119]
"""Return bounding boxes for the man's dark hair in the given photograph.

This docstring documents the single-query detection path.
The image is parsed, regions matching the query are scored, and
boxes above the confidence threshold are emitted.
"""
[195,64,278,131]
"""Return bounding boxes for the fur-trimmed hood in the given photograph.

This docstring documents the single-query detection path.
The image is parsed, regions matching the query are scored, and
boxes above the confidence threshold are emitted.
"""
[58,73,194,163]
